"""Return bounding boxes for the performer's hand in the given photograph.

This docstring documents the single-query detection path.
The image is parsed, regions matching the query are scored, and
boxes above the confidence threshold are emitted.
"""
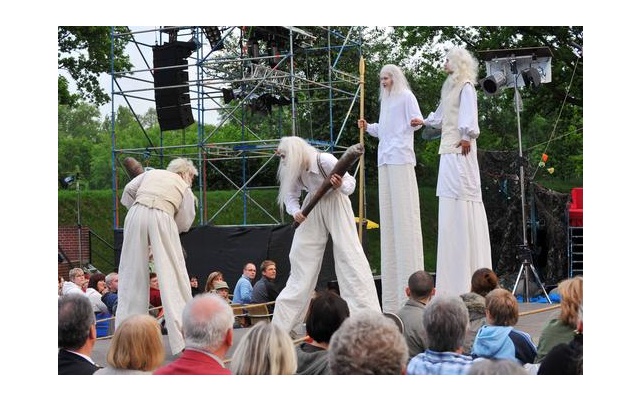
[457,140,471,156]
[357,119,367,129]
[293,211,306,224]
[410,117,424,127]
[330,173,343,189]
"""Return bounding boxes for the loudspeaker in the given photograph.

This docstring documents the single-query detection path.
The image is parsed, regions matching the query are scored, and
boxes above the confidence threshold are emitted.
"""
[152,42,195,131]
[156,105,194,132]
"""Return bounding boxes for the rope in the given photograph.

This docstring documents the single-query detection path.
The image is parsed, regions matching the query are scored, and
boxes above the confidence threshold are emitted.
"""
[531,53,581,180]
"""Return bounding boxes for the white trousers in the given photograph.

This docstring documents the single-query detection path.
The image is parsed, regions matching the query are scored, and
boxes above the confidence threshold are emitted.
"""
[379,164,424,313]
[272,191,381,333]
[435,196,492,297]
[115,204,192,355]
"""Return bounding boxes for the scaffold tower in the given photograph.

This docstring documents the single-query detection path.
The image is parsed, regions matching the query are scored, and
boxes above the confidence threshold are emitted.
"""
[109,26,367,229]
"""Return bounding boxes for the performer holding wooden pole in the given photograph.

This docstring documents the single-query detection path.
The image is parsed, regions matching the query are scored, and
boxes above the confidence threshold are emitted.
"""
[271,136,381,335]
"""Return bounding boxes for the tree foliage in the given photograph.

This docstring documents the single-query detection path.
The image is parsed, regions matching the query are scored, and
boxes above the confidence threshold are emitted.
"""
[58,26,133,106]
[58,26,583,190]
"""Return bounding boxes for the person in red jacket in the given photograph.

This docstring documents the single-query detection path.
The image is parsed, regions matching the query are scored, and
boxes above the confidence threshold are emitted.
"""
[154,293,234,375]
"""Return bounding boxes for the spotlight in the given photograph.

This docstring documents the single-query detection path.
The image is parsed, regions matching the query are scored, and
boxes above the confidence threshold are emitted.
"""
[203,26,224,51]
[222,87,235,104]
[60,175,76,189]
[521,67,541,89]
[480,71,507,96]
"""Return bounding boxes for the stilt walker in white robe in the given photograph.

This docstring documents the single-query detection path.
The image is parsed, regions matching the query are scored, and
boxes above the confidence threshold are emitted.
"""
[271,136,381,334]
[411,47,492,297]
[115,158,197,355]
[358,64,425,313]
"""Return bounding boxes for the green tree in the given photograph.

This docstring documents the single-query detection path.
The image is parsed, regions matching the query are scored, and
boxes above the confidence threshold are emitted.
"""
[58,26,133,106]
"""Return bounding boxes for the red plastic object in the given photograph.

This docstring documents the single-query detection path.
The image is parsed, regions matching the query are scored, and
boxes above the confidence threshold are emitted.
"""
[568,187,583,226]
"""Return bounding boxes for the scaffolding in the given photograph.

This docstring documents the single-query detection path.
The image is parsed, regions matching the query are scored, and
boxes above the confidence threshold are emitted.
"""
[109,26,367,229]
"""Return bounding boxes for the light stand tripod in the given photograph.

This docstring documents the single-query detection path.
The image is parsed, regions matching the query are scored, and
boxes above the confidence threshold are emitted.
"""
[478,46,554,303]
[511,81,551,303]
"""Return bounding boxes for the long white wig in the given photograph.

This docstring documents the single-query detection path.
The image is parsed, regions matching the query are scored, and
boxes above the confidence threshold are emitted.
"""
[441,47,479,98]
[276,136,318,210]
[378,64,411,101]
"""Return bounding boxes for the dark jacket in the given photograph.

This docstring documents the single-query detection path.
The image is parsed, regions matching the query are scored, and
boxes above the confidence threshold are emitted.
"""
[58,349,100,375]
[251,276,279,311]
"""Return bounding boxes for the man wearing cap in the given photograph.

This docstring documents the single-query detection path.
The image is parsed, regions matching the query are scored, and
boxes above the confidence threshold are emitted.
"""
[214,281,232,304]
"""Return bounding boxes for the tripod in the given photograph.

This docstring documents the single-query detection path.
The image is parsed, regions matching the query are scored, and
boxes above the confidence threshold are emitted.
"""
[510,82,551,303]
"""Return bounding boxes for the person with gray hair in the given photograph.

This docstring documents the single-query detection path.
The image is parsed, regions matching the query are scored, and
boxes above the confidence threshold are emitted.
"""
[230,321,297,375]
[154,293,234,375]
[328,311,409,374]
[58,294,101,374]
[411,47,492,298]
[358,64,424,314]
[116,157,198,356]
[406,295,474,375]
[61,267,86,296]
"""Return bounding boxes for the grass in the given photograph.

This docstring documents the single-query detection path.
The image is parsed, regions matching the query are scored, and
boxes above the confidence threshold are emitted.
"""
[58,187,439,274]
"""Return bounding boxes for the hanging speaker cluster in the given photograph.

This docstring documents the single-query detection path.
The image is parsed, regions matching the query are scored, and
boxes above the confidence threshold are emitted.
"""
[152,41,197,131]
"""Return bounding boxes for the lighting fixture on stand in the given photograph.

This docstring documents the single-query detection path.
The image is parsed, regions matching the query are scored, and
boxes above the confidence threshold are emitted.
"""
[478,47,553,303]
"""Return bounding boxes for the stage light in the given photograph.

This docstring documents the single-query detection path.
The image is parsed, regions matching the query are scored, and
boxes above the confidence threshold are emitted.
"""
[480,71,507,96]
[521,67,541,89]
[60,175,76,189]
[203,26,224,51]
[222,87,235,104]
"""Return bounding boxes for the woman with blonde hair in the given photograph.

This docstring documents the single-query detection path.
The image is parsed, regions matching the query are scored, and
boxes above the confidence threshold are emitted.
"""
[534,275,583,363]
[94,314,165,375]
[230,321,297,375]
[204,271,224,293]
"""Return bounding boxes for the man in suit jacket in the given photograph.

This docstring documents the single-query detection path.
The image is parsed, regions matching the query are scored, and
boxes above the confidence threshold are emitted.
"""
[59,294,101,374]
[154,293,234,375]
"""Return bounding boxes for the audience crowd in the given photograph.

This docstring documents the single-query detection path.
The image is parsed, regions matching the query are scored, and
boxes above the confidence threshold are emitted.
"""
[59,262,582,376]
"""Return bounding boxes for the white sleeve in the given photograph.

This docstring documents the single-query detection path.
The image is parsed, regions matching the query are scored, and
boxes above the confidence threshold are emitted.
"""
[175,188,196,232]
[284,179,303,216]
[424,103,443,128]
[320,153,355,196]
[120,173,145,209]
[458,83,480,140]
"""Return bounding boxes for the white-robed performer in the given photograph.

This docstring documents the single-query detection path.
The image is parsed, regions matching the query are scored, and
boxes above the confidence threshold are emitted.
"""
[115,157,197,355]
[411,47,492,296]
[358,64,424,313]
[271,136,381,334]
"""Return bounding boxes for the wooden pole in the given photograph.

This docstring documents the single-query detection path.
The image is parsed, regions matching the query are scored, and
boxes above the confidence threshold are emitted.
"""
[358,56,365,243]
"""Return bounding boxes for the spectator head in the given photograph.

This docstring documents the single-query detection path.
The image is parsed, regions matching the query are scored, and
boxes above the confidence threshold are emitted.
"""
[182,293,234,353]
[328,311,409,374]
[406,270,435,301]
[243,263,257,280]
[305,290,350,344]
[230,321,297,375]
[558,276,583,329]
[423,295,469,353]
[106,314,165,372]
[68,267,86,288]
[205,271,224,293]
[485,288,519,326]
[58,293,96,351]
[260,260,277,280]
[105,272,119,292]
[149,272,159,290]
[470,268,499,296]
